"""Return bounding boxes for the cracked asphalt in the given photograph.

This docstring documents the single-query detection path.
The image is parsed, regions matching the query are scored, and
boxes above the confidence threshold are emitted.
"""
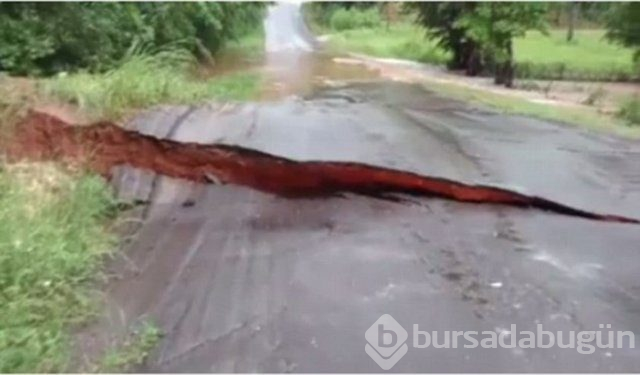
[88,3,640,372]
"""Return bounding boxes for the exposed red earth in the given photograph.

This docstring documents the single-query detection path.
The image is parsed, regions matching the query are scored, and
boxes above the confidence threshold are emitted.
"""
[4,111,638,224]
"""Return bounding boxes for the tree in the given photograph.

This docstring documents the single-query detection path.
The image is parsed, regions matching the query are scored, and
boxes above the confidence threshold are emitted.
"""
[408,2,483,75]
[410,2,547,87]
[605,2,640,64]
[457,3,548,87]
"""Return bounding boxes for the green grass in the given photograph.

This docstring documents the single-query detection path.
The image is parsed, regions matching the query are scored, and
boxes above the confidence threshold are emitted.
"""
[423,80,640,138]
[323,24,637,82]
[43,49,261,121]
[97,320,162,372]
[0,163,116,372]
[514,29,637,81]
[325,24,450,65]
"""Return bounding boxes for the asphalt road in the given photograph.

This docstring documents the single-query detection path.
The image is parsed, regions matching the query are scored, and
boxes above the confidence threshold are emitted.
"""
[97,3,640,372]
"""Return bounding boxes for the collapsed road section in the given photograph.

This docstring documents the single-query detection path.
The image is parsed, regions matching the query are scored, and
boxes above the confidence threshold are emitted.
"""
[4,111,638,224]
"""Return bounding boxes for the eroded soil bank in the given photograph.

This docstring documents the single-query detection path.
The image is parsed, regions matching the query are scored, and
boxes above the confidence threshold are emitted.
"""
[3,111,638,224]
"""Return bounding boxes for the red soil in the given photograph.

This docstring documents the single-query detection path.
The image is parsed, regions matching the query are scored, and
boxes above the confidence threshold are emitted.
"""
[3,111,638,224]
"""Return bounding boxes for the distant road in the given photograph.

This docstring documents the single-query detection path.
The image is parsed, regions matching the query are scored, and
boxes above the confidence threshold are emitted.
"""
[264,2,315,52]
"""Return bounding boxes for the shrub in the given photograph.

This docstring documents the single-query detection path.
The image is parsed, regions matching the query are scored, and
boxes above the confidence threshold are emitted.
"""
[0,3,266,76]
[330,8,382,31]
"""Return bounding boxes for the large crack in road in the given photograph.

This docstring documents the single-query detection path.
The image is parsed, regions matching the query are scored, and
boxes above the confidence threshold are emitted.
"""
[6,111,639,224]
[5,3,639,371]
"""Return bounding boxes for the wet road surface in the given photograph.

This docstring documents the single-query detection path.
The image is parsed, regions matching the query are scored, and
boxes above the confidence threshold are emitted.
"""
[95,3,640,372]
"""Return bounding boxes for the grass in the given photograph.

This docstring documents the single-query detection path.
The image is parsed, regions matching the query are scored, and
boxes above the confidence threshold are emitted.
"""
[43,49,261,121]
[0,163,116,372]
[96,320,162,372]
[325,24,450,65]
[514,29,637,81]
[323,24,637,82]
[422,79,640,138]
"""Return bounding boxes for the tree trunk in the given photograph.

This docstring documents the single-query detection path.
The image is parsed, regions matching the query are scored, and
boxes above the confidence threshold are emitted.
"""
[567,2,577,42]
[447,30,468,71]
[504,38,514,88]
[494,38,514,88]
[465,42,483,76]
[448,40,484,76]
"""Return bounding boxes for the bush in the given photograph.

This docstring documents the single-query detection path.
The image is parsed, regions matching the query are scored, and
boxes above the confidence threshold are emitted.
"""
[0,3,266,76]
[618,96,640,126]
[330,8,382,31]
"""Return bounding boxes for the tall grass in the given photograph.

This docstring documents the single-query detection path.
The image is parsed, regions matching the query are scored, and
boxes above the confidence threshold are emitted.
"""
[0,163,116,372]
[44,48,260,120]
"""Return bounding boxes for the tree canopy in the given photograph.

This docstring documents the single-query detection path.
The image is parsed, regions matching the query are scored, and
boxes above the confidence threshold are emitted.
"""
[606,2,640,63]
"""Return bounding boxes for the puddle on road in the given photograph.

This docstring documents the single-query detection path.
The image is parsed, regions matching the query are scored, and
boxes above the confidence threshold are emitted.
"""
[194,41,381,101]
[197,47,382,101]
[195,45,266,78]
[259,50,381,100]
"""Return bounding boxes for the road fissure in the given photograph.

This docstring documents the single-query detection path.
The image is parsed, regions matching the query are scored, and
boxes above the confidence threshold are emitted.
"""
[5,111,638,224]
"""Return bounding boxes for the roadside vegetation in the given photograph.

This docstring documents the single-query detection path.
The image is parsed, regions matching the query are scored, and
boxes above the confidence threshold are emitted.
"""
[0,2,266,372]
[0,3,266,76]
[44,49,260,120]
[0,3,266,121]
[95,320,162,372]
[618,96,640,126]
[514,29,635,81]
[0,163,116,372]
[317,23,635,82]
[324,24,450,66]
[306,3,639,85]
